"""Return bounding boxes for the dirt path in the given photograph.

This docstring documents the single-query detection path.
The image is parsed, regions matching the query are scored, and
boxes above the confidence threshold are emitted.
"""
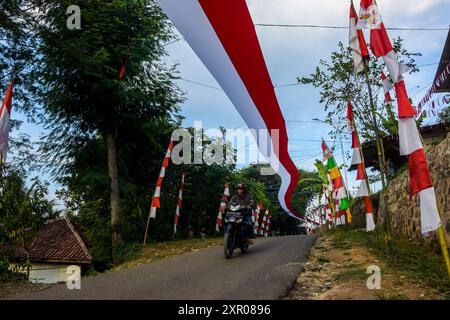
[285,235,446,300]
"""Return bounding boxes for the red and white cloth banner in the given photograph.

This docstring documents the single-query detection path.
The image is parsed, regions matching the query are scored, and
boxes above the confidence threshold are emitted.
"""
[381,71,393,102]
[156,0,301,220]
[417,62,450,113]
[215,183,230,232]
[173,172,186,234]
[358,0,409,83]
[264,215,271,237]
[150,139,174,219]
[260,208,269,235]
[349,1,370,73]
[0,80,13,163]
[362,1,441,235]
[347,102,375,231]
[253,203,262,234]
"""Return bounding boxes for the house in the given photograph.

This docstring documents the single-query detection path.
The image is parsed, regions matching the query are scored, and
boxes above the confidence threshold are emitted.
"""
[0,217,91,284]
[348,122,449,176]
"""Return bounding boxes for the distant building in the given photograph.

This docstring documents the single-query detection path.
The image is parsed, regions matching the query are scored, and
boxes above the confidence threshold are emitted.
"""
[349,122,449,176]
[0,217,91,284]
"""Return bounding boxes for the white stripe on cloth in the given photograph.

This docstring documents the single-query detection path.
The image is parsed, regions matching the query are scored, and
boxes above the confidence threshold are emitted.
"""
[351,147,362,165]
[366,213,376,232]
[382,50,410,84]
[398,117,423,155]
[356,180,369,197]
[159,166,166,178]
[419,187,441,235]
[153,187,161,198]
[349,17,364,73]
[150,206,157,219]
[156,0,298,220]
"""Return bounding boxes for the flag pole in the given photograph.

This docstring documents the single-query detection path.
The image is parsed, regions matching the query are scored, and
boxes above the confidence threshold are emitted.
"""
[350,105,381,250]
[362,60,392,240]
[143,208,152,246]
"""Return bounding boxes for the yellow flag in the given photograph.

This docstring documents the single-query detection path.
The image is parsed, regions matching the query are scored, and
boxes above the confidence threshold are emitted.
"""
[329,167,340,180]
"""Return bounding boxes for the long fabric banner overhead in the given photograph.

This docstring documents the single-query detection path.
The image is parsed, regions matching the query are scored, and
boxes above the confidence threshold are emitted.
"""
[156,0,301,219]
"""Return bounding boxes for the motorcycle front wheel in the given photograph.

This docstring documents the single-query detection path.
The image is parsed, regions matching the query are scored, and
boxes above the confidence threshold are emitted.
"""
[224,229,234,259]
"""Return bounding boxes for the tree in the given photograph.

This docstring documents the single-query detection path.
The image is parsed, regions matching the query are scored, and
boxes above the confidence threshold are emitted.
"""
[0,167,56,276]
[238,163,320,235]
[298,39,420,182]
[31,0,183,253]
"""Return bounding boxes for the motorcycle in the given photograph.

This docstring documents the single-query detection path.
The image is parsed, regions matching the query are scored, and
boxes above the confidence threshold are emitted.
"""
[223,204,251,259]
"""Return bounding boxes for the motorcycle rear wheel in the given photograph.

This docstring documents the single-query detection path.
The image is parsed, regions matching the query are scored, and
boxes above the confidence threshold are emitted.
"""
[224,231,234,259]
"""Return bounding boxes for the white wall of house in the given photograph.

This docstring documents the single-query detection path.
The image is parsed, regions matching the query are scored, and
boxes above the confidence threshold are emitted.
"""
[11,263,81,284]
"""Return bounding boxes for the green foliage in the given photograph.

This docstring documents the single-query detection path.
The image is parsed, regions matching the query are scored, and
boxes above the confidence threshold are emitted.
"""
[0,166,56,274]
[298,39,421,144]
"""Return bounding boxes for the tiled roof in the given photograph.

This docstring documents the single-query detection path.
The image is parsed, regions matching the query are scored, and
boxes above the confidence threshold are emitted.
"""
[0,217,92,264]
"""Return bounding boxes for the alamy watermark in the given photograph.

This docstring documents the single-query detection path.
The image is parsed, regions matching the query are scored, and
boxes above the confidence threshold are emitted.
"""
[66,5,81,30]
[366,265,381,290]
[66,265,81,290]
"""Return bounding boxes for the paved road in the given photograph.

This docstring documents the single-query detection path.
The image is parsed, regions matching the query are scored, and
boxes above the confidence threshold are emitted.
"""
[10,235,316,300]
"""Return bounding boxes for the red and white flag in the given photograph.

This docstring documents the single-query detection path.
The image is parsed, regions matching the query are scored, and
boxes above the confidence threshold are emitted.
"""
[253,203,262,234]
[156,0,301,220]
[215,183,230,232]
[173,172,186,234]
[381,71,393,102]
[260,208,269,235]
[358,0,409,83]
[150,139,174,219]
[365,1,441,235]
[349,1,370,73]
[0,80,13,164]
[347,102,375,231]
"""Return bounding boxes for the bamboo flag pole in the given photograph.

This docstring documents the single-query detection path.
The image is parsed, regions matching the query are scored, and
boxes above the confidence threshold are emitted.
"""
[363,61,392,239]
[349,103,381,249]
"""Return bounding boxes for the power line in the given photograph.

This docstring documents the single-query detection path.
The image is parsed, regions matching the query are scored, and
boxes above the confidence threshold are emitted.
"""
[254,23,449,31]
[179,78,223,91]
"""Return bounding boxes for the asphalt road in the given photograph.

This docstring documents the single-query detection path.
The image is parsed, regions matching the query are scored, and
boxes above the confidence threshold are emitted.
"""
[10,235,316,300]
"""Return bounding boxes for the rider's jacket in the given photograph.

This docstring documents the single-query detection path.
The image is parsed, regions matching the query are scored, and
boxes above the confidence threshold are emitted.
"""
[229,193,255,215]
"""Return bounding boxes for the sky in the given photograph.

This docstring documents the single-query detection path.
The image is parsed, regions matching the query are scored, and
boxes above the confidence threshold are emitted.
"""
[10,0,450,207]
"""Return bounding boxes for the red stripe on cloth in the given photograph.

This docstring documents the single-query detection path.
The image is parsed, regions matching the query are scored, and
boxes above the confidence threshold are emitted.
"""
[385,92,392,102]
[337,210,346,218]
[352,131,359,148]
[152,197,160,208]
[370,23,393,58]
[347,101,354,123]
[156,177,163,187]
[408,149,432,195]
[1,80,14,115]
[163,157,170,168]
[350,3,370,59]
[332,176,344,190]
[198,0,300,217]
[394,80,417,118]
[356,163,365,180]
[177,198,182,208]
[364,196,373,213]
[360,0,373,10]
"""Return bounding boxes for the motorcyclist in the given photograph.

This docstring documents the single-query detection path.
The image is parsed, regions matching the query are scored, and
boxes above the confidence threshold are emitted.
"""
[228,183,256,243]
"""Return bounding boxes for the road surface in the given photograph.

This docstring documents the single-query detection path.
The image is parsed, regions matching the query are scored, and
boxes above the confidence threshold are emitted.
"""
[10,235,316,300]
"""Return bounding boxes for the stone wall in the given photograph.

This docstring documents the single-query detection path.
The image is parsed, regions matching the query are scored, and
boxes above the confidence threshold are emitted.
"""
[377,133,450,249]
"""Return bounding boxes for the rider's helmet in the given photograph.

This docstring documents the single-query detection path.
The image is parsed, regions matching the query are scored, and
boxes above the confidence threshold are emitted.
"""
[235,183,246,192]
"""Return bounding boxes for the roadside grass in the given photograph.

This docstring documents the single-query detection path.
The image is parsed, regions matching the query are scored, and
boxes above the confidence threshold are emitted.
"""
[320,227,450,297]
[112,237,223,271]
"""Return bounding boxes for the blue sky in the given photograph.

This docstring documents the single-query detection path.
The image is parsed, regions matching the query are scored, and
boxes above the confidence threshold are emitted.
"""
[10,0,450,206]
